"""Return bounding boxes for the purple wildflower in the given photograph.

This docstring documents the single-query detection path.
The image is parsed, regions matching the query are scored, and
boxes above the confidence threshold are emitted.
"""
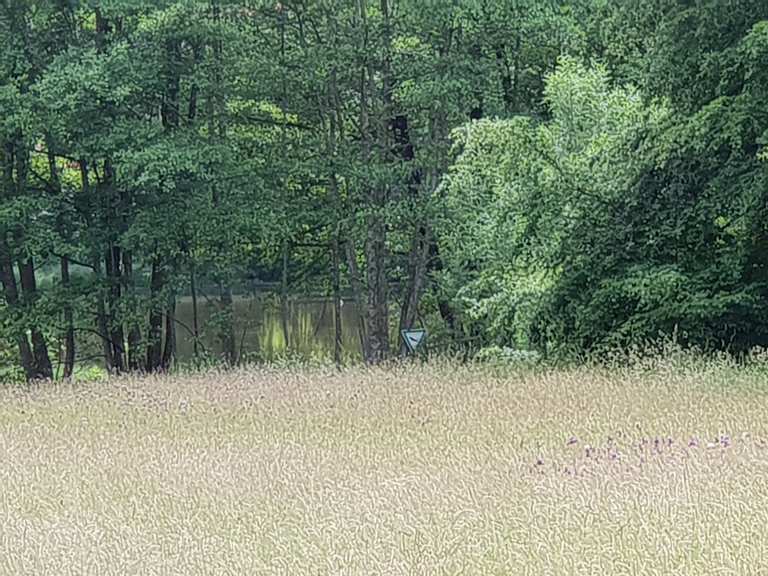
[688,437,699,448]
[567,436,578,446]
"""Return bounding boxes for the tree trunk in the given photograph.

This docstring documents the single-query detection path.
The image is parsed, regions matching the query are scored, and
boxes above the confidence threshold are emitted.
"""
[208,4,236,364]
[81,158,114,373]
[387,106,430,357]
[365,214,390,363]
[60,256,75,379]
[327,67,343,369]
[219,282,237,364]
[429,240,459,342]
[398,225,431,355]
[355,0,391,364]
[122,250,142,371]
[161,39,181,129]
[332,235,343,368]
[142,35,183,374]
[280,239,290,350]
[146,259,165,372]
[0,239,35,380]
[345,240,369,360]
[0,141,32,379]
[17,258,53,379]
[105,245,125,372]
[190,264,200,359]
[364,0,394,363]
[96,283,114,371]
[161,292,176,370]
[94,7,110,50]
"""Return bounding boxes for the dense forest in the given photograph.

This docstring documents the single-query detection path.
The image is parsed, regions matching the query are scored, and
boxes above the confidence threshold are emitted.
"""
[1,0,767,381]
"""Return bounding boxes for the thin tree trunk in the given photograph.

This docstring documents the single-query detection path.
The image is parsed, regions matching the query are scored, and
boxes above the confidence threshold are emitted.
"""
[219,282,237,364]
[106,245,125,372]
[280,238,290,350]
[60,256,75,379]
[187,42,201,123]
[277,8,293,355]
[92,248,114,373]
[96,17,124,374]
[367,0,394,363]
[365,217,390,363]
[345,240,369,359]
[186,52,200,362]
[122,250,142,370]
[96,273,114,371]
[95,7,109,50]
[356,0,370,359]
[162,292,176,370]
[190,264,200,359]
[327,66,343,369]
[512,33,521,114]
[398,225,431,355]
[144,35,182,373]
[79,159,114,372]
[332,235,343,368]
[209,2,236,364]
[388,106,430,357]
[356,0,390,363]
[146,259,165,372]
[326,127,344,367]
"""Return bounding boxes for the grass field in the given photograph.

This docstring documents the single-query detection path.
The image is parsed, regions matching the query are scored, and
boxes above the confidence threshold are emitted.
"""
[2,356,768,575]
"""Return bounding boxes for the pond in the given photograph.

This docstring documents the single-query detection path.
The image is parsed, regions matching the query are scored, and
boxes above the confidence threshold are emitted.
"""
[174,295,364,362]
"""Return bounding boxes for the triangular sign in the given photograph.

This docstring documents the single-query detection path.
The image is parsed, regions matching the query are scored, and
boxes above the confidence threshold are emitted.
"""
[401,329,427,354]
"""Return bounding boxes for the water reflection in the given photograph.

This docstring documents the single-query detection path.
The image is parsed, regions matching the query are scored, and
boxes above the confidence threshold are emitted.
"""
[175,295,362,362]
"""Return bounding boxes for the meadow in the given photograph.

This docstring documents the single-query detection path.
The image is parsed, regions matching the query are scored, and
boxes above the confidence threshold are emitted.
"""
[2,355,768,575]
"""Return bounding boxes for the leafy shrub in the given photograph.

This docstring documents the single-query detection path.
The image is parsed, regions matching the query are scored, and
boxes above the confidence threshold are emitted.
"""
[475,346,541,367]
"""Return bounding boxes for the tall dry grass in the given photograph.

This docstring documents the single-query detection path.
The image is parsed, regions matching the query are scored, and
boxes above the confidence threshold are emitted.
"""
[2,357,768,575]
